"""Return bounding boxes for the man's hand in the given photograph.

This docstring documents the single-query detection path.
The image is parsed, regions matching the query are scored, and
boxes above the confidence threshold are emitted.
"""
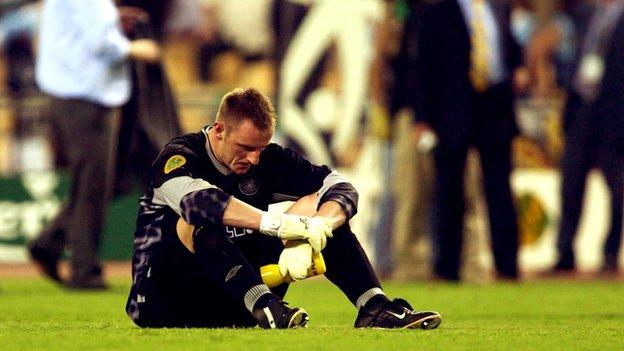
[128,39,161,63]
[260,212,333,252]
[306,217,333,252]
[278,240,313,281]
[412,121,430,140]
[412,122,437,153]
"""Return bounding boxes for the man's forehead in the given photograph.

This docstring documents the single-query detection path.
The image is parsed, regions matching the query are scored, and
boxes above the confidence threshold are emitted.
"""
[229,120,272,143]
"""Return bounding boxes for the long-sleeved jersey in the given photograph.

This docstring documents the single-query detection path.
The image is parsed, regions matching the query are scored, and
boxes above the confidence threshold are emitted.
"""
[130,127,358,287]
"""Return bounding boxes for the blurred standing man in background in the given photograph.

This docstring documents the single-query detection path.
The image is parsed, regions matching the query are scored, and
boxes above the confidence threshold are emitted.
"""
[28,0,160,289]
[551,0,624,274]
[413,0,526,281]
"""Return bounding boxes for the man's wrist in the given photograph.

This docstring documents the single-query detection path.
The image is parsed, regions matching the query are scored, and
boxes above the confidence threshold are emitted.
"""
[259,211,282,236]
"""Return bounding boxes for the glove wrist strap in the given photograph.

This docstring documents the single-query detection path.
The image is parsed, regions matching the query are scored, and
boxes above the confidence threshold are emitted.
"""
[260,211,282,236]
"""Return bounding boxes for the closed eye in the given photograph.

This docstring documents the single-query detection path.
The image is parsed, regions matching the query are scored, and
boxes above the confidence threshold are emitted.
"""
[237,143,265,153]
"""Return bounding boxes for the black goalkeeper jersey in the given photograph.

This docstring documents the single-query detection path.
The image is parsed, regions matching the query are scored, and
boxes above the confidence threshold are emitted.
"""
[130,128,358,286]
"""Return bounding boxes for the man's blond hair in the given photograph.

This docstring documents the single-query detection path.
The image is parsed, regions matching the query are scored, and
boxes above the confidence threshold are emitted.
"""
[216,88,276,132]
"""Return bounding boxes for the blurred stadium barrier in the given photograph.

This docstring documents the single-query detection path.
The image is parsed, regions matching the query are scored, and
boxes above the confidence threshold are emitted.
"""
[0,172,140,262]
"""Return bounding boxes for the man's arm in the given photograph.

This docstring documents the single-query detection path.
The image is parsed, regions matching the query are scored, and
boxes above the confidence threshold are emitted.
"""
[72,0,160,63]
[221,192,347,231]
[314,200,347,229]
[220,195,348,232]
[221,197,265,230]
[412,2,437,127]
[280,173,357,250]
[176,197,272,253]
[168,182,326,248]
[411,2,438,144]
[283,193,347,229]
[177,193,333,254]
[315,171,358,221]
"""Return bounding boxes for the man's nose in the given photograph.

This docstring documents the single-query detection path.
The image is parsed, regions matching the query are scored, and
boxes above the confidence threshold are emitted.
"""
[247,150,261,165]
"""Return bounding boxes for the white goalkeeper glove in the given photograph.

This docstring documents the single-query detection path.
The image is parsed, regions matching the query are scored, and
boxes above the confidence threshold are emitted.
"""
[306,216,333,252]
[259,212,333,252]
[278,240,313,281]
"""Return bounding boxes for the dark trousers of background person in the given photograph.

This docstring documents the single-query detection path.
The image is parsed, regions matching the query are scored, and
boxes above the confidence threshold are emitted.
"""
[31,97,114,284]
[432,85,519,281]
[556,100,624,270]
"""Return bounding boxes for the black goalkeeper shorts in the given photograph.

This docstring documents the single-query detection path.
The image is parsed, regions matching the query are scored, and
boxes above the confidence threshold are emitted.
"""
[126,224,287,328]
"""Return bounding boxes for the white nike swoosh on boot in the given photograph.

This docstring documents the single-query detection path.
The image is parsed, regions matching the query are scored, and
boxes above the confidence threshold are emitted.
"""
[387,310,407,319]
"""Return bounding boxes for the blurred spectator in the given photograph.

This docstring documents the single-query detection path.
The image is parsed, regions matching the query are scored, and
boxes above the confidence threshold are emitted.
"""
[521,0,576,97]
[543,0,624,274]
[367,0,434,280]
[0,0,39,94]
[27,0,160,290]
[198,0,275,82]
[413,0,525,281]
[166,0,205,37]
[118,0,173,41]
[0,1,42,178]
[367,0,407,278]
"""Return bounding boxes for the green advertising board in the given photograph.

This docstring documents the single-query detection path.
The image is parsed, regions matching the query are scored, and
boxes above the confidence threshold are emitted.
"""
[0,171,139,262]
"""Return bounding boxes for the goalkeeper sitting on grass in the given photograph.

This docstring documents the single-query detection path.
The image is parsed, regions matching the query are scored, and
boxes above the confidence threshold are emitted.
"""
[125,87,441,330]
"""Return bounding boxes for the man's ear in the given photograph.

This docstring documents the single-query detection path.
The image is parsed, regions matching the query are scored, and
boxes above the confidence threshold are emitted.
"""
[213,122,225,139]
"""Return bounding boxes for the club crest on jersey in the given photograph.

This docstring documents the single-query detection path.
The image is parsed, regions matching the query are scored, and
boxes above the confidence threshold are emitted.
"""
[164,155,186,174]
[239,176,259,196]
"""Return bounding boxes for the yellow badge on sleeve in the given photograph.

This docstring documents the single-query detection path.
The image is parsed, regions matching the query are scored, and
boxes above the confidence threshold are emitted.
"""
[164,155,186,174]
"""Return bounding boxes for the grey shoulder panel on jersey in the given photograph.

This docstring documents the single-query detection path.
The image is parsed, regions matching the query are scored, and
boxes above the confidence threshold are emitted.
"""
[152,176,217,216]
[317,171,359,219]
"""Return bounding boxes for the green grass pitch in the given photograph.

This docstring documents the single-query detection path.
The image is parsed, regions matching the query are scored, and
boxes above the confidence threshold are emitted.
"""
[1,277,623,350]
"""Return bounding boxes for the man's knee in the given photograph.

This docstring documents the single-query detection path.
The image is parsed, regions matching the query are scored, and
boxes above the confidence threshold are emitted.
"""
[176,217,196,253]
[284,193,318,216]
[176,217,235,255]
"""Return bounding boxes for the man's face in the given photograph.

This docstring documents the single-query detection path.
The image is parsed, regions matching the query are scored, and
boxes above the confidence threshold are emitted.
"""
[214,119,273,175]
